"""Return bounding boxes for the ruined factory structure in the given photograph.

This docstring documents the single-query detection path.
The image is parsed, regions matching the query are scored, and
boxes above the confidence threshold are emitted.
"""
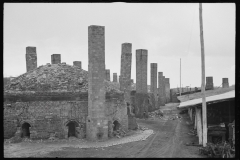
[4,25,173,141]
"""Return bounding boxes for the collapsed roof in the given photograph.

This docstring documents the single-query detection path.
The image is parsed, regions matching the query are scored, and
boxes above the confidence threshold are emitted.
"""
[4,63,122,94]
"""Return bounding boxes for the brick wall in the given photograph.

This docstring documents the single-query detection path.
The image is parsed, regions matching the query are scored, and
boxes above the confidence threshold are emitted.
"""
[4,100,88,139]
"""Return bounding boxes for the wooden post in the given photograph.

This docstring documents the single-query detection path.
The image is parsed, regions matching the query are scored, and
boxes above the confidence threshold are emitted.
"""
[190,108,193,122]
[196,106,203,144]
[194,107,197,129]
[199,3,207,147]
[180,58,181,96]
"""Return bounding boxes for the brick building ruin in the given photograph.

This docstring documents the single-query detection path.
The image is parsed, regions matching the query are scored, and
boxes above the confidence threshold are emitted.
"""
[4,25,176,141]
[4,25,128,141]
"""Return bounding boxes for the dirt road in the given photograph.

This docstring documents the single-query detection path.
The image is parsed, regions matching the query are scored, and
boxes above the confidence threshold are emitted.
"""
[4,103,204,158]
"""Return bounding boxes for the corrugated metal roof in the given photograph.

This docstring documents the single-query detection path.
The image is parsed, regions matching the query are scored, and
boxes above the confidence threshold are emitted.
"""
[178,90,235,109]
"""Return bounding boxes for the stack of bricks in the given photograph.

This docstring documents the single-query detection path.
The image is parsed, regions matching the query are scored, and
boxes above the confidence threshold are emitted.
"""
[150,63,158,110]
[164,78,170,103]
[120,43,132,80]
[206,77,214,90]
[26,46,37,72]
[51,54,61,64]
[105,69,110,81]
[136,49,148,93]
[135,49,148,118]
[87,25,108,141]
[222,78,229,88]
[119,43,132,107]
[113,73,118,82]
[73,61,82,69]
[158,72,165,106]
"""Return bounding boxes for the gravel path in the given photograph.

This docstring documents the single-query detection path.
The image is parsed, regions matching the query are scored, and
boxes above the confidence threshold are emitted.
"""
[4,129,154,158]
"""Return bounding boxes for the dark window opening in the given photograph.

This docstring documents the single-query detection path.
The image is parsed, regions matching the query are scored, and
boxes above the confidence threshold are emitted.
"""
[21,123,31,138]
[113,120,121,131]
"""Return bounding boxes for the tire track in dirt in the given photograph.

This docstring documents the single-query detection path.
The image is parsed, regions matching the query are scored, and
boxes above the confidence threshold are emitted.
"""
[143,116,181,157]
[135,131,159,157]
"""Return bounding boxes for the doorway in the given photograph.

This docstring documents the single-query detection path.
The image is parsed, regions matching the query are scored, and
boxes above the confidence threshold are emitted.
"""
[113,120,121,131]
[21,122,31,138]
[67,121,79,137]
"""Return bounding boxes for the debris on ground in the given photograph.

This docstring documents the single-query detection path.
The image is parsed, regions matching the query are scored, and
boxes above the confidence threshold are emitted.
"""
[187,129,197,136]
[199,142,235,158]
[148,109,164,119]
[185,142,202,146]
[112,128,127,138]
[179,109,188,114]
[137,125,148,131]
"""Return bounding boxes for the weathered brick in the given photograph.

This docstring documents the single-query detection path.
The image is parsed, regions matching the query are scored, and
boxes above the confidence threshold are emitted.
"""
[51,54,61,64]
[73,61,82,69]
[222,78,229,88]
[164,78,170,103]
[136,49,148,93]
[206,76,214,90]
[26,46,37,72]
[87,25,108,141]
[158,72,165,106]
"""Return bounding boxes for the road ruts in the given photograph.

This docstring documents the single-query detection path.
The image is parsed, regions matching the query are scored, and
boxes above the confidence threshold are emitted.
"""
[135,114,182,158]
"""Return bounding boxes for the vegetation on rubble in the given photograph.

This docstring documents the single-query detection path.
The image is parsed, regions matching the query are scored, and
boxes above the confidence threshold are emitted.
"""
[199,142,235,158]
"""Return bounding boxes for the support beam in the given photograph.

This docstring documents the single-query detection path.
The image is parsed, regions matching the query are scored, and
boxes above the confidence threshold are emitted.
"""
[196,107,203,145]
[190,108,193,122]
[194,107,197,129]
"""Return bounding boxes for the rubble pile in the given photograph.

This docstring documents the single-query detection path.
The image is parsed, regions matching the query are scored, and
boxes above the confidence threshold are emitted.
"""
[112,128,127,138]
[137,125,148,131]
[148,109,164,119]
[168,114,182,120]
[4,63,122,93]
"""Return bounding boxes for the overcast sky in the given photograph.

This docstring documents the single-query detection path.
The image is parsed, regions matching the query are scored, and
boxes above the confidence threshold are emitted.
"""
[4,3,235,88]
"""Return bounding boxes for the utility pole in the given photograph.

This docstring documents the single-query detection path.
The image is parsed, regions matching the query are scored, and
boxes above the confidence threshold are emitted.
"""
[180,58,181,96]
[199,3,207,147]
